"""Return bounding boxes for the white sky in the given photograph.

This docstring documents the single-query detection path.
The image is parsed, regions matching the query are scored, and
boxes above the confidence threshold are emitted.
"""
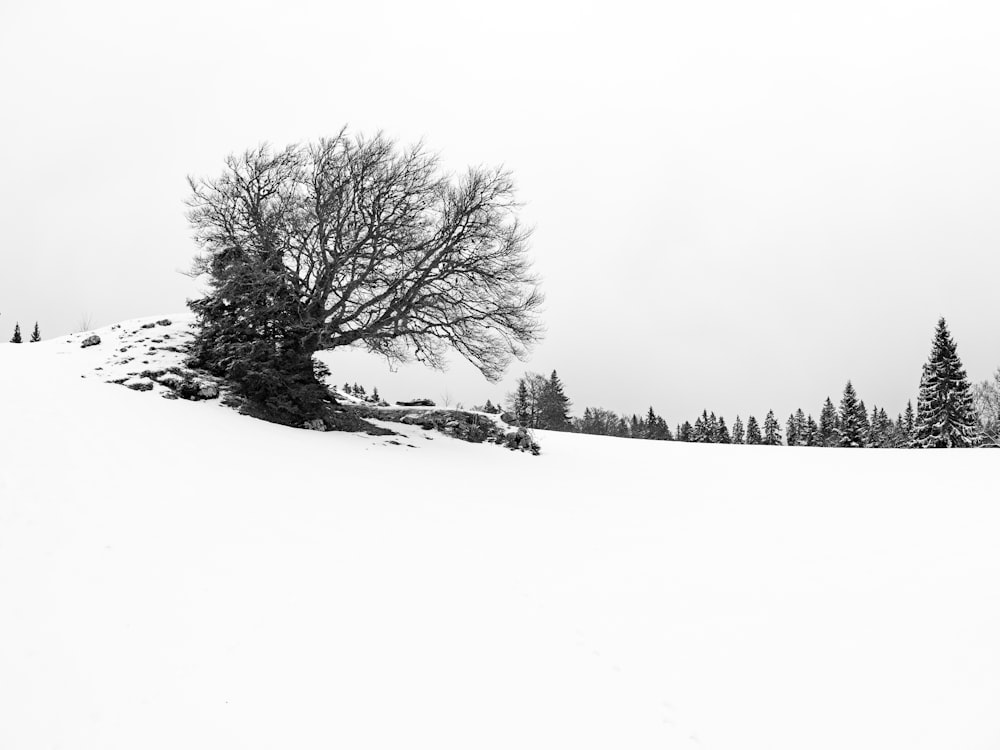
[2,0,999,425]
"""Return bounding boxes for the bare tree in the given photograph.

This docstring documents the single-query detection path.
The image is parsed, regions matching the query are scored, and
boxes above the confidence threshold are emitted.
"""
[972,368,1000,446]
[186,130,543,425]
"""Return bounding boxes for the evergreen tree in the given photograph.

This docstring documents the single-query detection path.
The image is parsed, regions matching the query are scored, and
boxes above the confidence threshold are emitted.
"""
[654,416,673,441]
[786,412,799,446]
[692,410,709,443]
[643,407,658,439]
[866,404,881,447]
[869,406,891,448]
[10,323,21,344]
[890,413,906,447]
[745,415,762,445]
[804,415,818,446]
[913,317,978,447]
[794,409,807,445]
[818,397,839,447]
[857,399,871,446]
[678,421,693,442]
[30,322,40,343]
[903,400,915,443]
[538,370,572,431]
[731,415,745,444]
[717,416,731,444]
[707,412,720,443]
[763,410,782,445]
[837,381,864,447]
[513,380,531,426]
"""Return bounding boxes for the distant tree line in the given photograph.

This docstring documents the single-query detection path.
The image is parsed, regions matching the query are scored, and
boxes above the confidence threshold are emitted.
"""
[498,317,987,448]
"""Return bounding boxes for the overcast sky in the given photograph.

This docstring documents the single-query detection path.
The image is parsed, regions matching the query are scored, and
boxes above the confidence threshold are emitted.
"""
[3,0,999,424]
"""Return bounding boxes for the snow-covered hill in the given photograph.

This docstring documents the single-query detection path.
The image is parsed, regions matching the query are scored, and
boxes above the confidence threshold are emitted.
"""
[2,321,1000,750]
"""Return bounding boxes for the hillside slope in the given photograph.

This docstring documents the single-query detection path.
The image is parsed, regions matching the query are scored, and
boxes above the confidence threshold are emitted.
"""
[2,323,1000,749]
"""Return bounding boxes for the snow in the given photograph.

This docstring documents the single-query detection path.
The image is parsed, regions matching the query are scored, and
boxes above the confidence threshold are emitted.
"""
[3,321,1000,749]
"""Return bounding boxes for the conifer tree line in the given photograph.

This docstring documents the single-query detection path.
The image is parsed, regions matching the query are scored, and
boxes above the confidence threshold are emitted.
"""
[501,318,988,448]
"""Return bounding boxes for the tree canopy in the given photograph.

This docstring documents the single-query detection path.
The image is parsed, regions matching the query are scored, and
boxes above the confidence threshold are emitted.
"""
[186,130,543,425]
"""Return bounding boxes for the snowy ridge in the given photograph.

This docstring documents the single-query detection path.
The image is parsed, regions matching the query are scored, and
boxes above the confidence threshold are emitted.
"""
[37,314,524,450]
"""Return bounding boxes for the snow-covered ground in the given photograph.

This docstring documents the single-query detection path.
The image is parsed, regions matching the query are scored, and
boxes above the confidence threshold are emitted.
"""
[2,320,1000,750]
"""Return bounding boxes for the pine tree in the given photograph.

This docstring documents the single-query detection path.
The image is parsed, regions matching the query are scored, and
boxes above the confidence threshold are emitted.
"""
[678,421,693,442]
[866,404,881,447]
[10,323,22,344]
[889,412,909,448]
[818,397,839,446]
[717,416,731,443]
[30,322,40,343]
[643,407,658,439]
[794,409,807,444]
[837,381,864,447]
[692,410,709,443]
[513,380,531,426]
[786,412,799,446]
[869,406,891,448]
[745,415,762,445]
[804,415,818,446]
[903,400,915,444]
[763,410,782,445]
[731,415,745,444]
[913,317,978,447]
[707,412,720,443]
[538,370,572,431]
[857,399,871,446]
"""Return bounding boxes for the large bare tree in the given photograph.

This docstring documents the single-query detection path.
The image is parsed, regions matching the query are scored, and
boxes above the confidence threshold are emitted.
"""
[186,130,543,426]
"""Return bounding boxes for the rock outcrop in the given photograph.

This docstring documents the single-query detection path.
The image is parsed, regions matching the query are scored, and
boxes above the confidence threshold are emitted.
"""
[351,405,540,454]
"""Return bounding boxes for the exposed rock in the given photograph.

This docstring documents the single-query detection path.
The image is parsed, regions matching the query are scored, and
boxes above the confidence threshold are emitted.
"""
[81,335,101,348]
[156,319,172,326]
[140,323,156,329]
[352,405,540,453]
[303,419,327,431]
[125,379,155,391]
[395,398,436,407]
[173,378,220,401]
[197,383,220,399]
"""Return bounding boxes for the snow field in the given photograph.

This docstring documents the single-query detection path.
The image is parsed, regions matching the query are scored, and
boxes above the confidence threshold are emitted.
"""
[2,322,999,749]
